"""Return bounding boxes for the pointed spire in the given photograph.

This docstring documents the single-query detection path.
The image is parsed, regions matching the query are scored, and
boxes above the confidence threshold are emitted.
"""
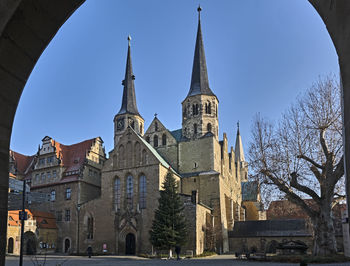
[117,35,140,116]
[235,121,245,162]
[187,6,216,98]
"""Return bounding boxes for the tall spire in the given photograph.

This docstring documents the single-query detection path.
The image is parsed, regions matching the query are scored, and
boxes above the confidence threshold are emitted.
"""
[187,6,216,97]
[117,35,140,116]
[235,121,245,162]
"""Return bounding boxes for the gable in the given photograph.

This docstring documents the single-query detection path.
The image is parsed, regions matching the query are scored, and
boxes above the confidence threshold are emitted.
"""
[114,127,178,175]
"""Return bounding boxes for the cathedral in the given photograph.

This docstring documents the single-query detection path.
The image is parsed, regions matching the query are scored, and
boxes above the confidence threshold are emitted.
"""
[76,7,260,255]
[9,7,262,256]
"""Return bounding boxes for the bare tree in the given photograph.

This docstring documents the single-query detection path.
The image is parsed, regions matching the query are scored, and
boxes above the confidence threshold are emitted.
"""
[248,76,344,256]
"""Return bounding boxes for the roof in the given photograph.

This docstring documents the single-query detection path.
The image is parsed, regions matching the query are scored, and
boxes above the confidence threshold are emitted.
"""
[170,129,182,142]
[235,126,245,162]
[7,209,57,229]
[30,210,57,229]
[229,219,311,238]
[10,150,35,175]
[186,8,216,98]
[117,38,140,116]
[241,181,258,201]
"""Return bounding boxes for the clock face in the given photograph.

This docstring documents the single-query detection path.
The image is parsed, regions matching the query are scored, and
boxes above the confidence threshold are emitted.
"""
[117,118,124,131]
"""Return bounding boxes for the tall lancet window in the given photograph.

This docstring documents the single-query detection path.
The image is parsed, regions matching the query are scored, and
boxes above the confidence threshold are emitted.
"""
[114,178,121,211]
[126,175,134,209]
[139,175,146,209]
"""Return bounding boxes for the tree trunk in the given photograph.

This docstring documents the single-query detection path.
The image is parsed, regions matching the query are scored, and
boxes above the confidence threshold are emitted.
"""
[312,209,337,256]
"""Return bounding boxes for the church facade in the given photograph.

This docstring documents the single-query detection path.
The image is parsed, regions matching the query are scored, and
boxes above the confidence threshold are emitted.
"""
[77,8,259,255]
[8,8,262,256]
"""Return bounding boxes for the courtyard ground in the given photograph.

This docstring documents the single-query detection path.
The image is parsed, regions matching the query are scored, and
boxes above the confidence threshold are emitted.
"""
[5,254,350,266]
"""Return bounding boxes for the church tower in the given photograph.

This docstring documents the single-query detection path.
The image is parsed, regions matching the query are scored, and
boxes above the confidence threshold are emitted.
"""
[182,6,219,140]
[235,123,248,182]
[114,36,144,146]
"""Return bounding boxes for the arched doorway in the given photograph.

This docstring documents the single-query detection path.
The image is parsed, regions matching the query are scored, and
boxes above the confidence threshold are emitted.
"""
[125,233,135,255]
[7,238,14,254]
[23,231,37,255]
[64,238,70,253]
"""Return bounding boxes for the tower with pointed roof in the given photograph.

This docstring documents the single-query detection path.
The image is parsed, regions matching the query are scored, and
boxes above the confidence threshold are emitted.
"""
[235,122,248,182]
[182,6,219,140]
[114,36,144,146]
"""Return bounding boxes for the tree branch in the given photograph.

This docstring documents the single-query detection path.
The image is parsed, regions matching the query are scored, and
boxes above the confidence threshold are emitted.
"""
[331,155,344,186]
[290,172,321,204]
[260,169,318,219]
[309,165,323,182]
[332,195,346,209]
[297,154,324,169]
[319,128,330,157]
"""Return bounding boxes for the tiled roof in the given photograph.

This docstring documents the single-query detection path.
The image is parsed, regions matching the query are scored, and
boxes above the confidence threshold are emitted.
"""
[10,150,35,175]
[50,138,96,173]
[229,219,311,237]
[30,210,57,229]
[241,181,258,201]
[170,129,183,142]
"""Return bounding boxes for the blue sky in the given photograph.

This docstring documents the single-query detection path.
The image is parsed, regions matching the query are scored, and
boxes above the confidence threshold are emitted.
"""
[11,0,338,156]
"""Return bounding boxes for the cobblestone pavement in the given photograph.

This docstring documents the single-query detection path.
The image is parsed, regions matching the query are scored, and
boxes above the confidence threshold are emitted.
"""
[5,254,350,266]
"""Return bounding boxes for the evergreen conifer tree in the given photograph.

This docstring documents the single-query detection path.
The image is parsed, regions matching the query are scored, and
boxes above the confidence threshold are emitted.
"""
[149,171,187,256]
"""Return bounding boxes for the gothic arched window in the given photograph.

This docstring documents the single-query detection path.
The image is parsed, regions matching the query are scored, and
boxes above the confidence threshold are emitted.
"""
[114,178,121,211]
[207,123,212,133]
[139,175,146,209]
[154,135,158,147]
[208,102,211,114]
[205,103,208,114]
[155,122,158,131]
[194,124,198,135]
[126,175,133,209]
[162,134,167,146]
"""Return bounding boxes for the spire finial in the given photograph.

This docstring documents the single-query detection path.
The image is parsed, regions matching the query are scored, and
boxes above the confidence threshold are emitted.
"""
[127,35,131,46]
[197,5,202,20]
[237,121,240,135]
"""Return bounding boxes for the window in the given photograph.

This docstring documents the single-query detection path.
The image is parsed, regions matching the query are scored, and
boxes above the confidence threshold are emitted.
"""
[208,102,211,114]
[89,169,92,176]
[41,173,45,181]
[50,190,56,201]
[35,174,39,181]
[192,104,199,115]
[126,175,133,209]
[194,124,198,135]
[155,122,158,131]
[53,170,57,178]
[207,123,212,133]
[65,209,70,221]
[47,171,51,179]
[65,188,71,200]
[56,211,62,222]
[162,134,167,146]
[139,175,147,209]
[153,135,158,147]
[140,123,143,133]
[47,156,53,164]
[87,217,94,239]
[114,178,121,211]
[39,158,45,165]
[146,136,150,143]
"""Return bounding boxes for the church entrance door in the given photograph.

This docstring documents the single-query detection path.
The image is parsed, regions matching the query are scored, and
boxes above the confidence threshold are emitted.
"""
[125,233,135,255]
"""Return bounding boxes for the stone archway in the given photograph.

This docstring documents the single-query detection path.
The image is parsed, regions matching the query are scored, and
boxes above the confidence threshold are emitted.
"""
[23,231,37,255]
[7,237,13,254]
[64,238,71,253]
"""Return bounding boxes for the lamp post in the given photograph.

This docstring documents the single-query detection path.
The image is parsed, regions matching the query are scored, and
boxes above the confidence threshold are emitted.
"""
[76,203,81,255]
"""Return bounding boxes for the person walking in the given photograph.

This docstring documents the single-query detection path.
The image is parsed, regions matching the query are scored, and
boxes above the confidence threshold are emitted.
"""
[175,246,181,260]
[87,246,92,258]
